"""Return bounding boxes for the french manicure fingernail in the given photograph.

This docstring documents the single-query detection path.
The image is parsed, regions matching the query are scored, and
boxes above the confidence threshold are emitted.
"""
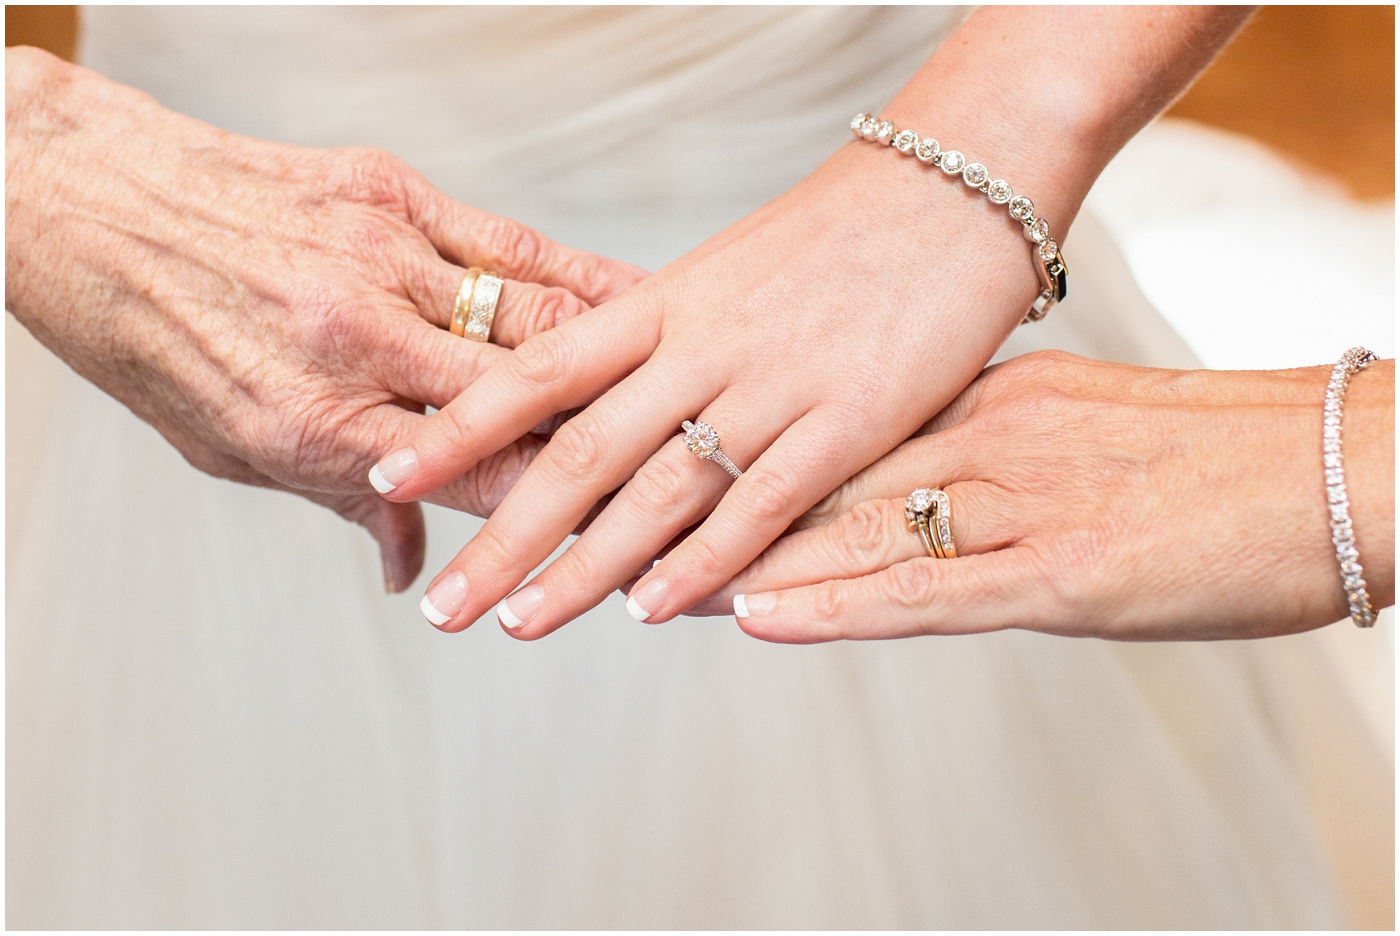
[420,571,467,627]
[733,592,775,618]
[626,577,669,622]
[498,584,544,630]
[369,448,418,494]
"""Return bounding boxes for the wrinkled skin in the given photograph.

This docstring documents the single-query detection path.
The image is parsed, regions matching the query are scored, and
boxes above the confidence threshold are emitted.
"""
[697,352,1395,643]
[5,47,645,589]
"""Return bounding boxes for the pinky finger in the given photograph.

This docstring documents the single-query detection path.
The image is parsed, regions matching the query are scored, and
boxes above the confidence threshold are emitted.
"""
[731,548,1049,644]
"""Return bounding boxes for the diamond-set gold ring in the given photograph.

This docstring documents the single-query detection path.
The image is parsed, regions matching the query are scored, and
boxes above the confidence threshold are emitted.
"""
[905,487,956,559]
[682,420,742,480]
[450,267,504,342]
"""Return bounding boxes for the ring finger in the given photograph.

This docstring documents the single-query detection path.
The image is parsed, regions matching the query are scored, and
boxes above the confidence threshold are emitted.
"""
[404,252,592,348]
[413,360,719,631]
[691,479,1014,616]
[494,397,798,638]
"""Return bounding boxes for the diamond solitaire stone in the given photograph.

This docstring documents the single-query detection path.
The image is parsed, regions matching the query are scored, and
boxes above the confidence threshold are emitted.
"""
[893,129,918,153]
[906,488,935,514]
[874,120,895,143]
[939,150,965,174]
[1039,239,1059,262]
[850,113,867,137]
[1029,218,1050,242]
[859,116,878,139]
[1008,195,1034,221]
[986,180,1013,204]
[962,163,988,187]
[915,137,940,163]
[682,420,720,458]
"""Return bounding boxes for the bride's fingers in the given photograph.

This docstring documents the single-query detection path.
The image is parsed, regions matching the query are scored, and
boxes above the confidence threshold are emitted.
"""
[732,547,1049,644]
[496,397,795,638]
[626,407,891,623]
[688,481,1012,616]
[369,302,659,501]
[411,360,711,632]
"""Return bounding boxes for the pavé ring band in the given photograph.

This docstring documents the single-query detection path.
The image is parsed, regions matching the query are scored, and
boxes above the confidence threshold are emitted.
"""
[682,420,742,480]
[905,487,957,559]
[450,267,504,342]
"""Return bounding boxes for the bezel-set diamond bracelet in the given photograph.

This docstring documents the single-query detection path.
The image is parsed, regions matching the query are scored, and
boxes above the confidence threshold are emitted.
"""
[1323,346,1379,627]
[851,114,1067,325]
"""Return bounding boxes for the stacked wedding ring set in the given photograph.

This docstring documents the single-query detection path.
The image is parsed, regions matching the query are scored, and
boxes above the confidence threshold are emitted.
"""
[850,113,1068,325]
[905,487,957,560]
[451,267,505,342]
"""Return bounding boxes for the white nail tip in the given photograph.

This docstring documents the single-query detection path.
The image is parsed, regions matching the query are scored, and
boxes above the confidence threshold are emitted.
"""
[420,594,451,626]
[733,594,750,618]
[368,465,396,494]
[496,598,525,629]
[652,559,661,568]
[626,596,651,622]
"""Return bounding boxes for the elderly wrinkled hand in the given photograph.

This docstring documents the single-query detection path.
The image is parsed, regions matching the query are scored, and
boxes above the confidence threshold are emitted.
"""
[688,352,1395,643]
[4,46,646,590]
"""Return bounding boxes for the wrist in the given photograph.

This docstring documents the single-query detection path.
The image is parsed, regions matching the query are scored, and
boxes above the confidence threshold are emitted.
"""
[880,66,1103,239]
[6,47,83,324]
[879,6,1255,239]
[1340,360,1395,611]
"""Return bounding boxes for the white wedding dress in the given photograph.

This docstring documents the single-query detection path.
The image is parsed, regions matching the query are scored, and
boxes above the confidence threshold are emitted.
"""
[7,7,1394,928]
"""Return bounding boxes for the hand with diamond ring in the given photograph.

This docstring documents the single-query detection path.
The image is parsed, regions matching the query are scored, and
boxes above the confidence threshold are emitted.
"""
[684,352,1395,642]
[370,6,1255,635]
[6,46,644,591]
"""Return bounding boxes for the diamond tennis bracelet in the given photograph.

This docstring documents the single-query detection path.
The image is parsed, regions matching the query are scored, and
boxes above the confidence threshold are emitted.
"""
[1324,346,1379,627]
[850,114,1067,325]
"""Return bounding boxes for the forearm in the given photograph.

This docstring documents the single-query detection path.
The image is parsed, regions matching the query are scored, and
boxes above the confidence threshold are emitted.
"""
[882,6,1255,235]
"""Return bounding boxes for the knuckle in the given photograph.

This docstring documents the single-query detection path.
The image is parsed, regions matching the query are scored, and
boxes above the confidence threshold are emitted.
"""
[483,218,544,278]
[328,146,410,207]
[510,332,573,391]
[735,470,795,527]
[808,580,848,625]
[829,500,896,569]
[520,287,586,338]
[628,453,693,517]
[543,544,597,591]
[566,254,632,303]
[545,416,607,483]
[467,523,516,574]
[885,559,939,607]
[680,534,729,581]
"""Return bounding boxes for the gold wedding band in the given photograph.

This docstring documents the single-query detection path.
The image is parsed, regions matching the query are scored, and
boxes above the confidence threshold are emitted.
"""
[450,267,504,342]
[905,487,957,559]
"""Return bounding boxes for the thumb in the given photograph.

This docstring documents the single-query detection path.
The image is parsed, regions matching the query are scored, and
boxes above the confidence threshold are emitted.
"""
[310,492,428,594]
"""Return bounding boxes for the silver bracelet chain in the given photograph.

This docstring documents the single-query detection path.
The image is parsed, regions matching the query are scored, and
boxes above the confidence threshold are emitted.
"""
[1324,346,1379,627]
[850,114,1067,326]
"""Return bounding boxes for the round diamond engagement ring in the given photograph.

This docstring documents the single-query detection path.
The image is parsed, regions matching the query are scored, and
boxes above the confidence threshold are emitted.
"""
[682,420,742,479]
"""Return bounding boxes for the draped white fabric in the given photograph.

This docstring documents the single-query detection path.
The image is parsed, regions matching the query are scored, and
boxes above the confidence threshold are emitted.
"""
[7,6,1392,928]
